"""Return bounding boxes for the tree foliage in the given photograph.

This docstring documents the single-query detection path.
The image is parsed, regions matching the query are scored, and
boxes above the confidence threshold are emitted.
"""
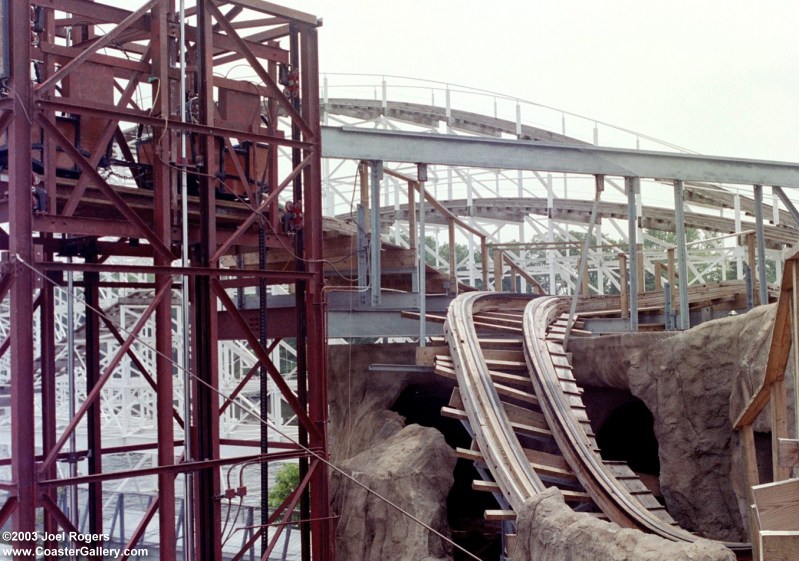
[268,463,300,509]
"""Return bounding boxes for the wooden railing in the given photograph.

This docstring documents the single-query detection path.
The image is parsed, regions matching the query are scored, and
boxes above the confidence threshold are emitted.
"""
[733,249,799,560]
[382,166,490,294]
[616,230,761,324]
[490,247,545,294]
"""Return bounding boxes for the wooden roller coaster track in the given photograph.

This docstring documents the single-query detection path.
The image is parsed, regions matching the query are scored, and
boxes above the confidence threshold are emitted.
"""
[441,291,751,558]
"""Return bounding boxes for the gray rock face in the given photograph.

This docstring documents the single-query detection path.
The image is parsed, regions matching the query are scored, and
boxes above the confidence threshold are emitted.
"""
[331,424,456,561]
[570,305,790,542]
[328,343,417,461]
[328,344,456,561]
[511,488,735,561]
[326,305,789,560]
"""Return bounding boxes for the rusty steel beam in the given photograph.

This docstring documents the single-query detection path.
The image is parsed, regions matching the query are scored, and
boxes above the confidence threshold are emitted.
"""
[206,0,314,138]
[211,153,313,261]
[37,261,315,281]
[0,497,18,530]
[218,339,281,414]
[39,453,307,487]
[194,3,222,559]
[40,494,82,537]
[211,278,322,441]
[300,24,333,561]
[99,315,185,428]
[35,0,158,93]
[8,0,37,556]
[36,98,312,149]
[262,460,319,559]
[62,76,142,216]
[38,281,172,475]
[230,459,318,561]
[5,3,329,559]
[39,262,59,542]
[150,5,177,558]
[33,0,136,24]
[34,114,175,261]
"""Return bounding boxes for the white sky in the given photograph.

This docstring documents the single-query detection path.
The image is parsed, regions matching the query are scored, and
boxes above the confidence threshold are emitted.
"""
[112,1,799,162]
[287,0,799,162]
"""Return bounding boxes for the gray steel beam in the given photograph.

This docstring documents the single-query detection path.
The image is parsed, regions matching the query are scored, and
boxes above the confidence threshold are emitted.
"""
[370,161,383,306]
[418,163,428,346]
[564,175,603,348]
[357,204,368,305]
[626,177,639,331]
[773,185,799,226]
[674,180,690,330]
[322,126,799,187]
[754,185,769,305]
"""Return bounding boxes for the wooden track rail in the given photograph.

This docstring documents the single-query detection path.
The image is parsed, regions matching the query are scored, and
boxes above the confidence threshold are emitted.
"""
[442,291,751,558]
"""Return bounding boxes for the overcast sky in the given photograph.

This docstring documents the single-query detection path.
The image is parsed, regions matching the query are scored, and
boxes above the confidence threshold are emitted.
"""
[285,0,799,162]
[110,1,799,162]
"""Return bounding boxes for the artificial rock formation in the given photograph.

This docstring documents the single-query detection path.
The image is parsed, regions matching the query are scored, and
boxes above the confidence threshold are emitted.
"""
[511,488,735,561]
[328,344,456,561]
[570,304,795,542]
[331,424,455,561]
[325,304,792,560]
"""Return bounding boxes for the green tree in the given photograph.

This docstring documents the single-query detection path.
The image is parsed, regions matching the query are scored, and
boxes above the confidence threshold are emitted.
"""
[268,463,299,509]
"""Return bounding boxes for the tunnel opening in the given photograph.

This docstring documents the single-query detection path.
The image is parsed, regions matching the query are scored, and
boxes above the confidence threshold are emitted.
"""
[583,386,661,490]
[391,382,502,561]
[596,399,660,475]
[585,388,660,477]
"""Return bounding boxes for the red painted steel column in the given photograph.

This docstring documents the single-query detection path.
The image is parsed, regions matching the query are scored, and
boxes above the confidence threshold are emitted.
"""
[194,2,222,559]
[288,23,313,561]
[8,0,37,557]
[84,258,104,554]
[152,2,177,558]
[300,25,332,561]
[39,268,59,546]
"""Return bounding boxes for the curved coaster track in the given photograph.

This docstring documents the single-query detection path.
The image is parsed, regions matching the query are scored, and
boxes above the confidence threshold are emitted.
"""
[440,291,750,558]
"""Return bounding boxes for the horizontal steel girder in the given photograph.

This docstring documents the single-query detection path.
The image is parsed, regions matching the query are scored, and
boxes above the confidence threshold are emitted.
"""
[322,126,799,187]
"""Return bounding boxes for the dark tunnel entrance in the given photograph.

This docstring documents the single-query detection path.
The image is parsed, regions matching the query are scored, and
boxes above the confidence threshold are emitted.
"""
[594,396,660,476]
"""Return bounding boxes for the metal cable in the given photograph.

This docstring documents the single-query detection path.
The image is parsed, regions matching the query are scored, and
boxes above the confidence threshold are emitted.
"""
[13,253,483,561]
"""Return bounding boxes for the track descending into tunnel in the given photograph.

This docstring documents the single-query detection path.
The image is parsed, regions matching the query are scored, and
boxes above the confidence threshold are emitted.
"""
[439,291,751,558]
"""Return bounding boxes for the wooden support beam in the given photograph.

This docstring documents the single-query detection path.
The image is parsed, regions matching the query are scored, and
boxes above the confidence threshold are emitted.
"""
[441,406,468,422]
[748,233,758,306]
[778,439,799,468]
[505,533,518,558]
[735,252,799,429]
[742,424,760,508]
[761,531,799,561]
[472,480,500,493]
[667,247,676,311]
[654,261,663,291]
[485,510,516,521]
[771,379,791,481]
[456,447,483,462]
[619,253,629,319]
[415,345,448,367]
[753,478,799,531]
[793,261,799,453]
[448,219,457,296]
[359,161,369,233]
[494,249,503,292]
[408,182,417,251]
[481,239,490,290]
[751,503,762,561]
[581,263,590,296]
[636,243,645,294]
